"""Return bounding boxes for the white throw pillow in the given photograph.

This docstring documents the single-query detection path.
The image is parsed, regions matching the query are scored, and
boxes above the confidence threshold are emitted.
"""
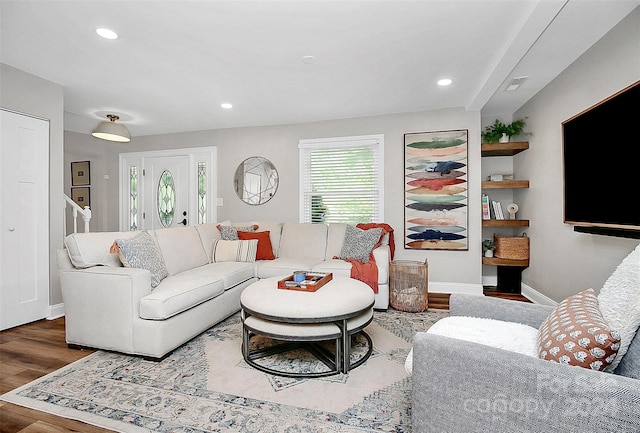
[597,243,640,371]
[212,239,258,263]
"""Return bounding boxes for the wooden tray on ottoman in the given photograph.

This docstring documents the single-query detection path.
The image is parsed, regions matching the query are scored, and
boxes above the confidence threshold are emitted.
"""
[277,272,333,292]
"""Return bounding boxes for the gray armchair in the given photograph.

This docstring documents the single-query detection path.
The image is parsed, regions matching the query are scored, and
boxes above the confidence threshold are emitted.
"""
[411,294,640,433]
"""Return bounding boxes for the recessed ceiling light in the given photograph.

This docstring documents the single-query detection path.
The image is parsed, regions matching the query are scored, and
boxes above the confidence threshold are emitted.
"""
[96,27,118,40]
[221,103,233,109]
[301,56,315,64]
[437,78,452,86]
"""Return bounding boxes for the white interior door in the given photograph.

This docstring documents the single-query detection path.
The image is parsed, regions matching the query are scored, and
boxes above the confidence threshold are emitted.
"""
[0,110,50,330]
[143,155,190,229]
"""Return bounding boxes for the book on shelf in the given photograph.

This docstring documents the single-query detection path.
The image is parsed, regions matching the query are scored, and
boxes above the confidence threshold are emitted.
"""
[482,194,491,220]
[492,200,504,219]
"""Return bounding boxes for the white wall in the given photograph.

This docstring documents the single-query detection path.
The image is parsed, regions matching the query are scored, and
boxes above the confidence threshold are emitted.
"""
[66,107,483,286]
[0,63,65,307]
[61,7,640,302]
[512,7,640,302]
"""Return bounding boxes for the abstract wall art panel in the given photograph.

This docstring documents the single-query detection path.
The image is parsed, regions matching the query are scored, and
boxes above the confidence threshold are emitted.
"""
[404,129,468,250]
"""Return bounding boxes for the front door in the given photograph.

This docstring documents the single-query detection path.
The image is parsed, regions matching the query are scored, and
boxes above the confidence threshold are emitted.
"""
[144,155,190,229]
[0,110,50,330]
[119,147,217,231]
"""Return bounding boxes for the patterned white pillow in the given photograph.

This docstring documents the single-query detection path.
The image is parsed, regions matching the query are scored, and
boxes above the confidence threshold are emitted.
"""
[339,225,383,263]
[216,224,258,240]
[115,231,168,288]
[212,239,258,263]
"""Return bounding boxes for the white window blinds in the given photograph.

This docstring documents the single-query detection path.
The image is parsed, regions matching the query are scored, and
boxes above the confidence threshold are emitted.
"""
[299,134,384,224]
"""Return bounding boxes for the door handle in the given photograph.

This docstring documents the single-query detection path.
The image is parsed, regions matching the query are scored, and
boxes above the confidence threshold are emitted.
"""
[180,211,187,226]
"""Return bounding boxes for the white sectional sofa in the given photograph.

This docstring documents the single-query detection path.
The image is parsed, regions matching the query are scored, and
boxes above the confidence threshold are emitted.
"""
[57,221,391,359]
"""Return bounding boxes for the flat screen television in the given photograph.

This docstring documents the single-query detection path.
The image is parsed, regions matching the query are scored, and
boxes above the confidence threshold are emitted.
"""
[562,80,640,236]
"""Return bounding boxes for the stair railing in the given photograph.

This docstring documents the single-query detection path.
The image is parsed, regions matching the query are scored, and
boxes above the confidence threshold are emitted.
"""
[64,194,91,235]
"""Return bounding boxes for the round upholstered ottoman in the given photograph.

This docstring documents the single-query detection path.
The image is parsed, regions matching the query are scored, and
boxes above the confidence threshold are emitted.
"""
[240,275,375,376]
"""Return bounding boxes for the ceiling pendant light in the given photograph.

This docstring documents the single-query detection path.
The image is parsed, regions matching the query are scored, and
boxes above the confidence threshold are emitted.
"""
[91,114,131,142]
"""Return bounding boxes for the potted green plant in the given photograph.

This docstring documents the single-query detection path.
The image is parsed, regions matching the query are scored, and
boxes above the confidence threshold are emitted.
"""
[482,239,496,257]
[482,118,529,143]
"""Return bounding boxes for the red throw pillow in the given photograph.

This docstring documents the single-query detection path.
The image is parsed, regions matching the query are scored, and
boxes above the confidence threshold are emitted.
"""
[237,230,275,260]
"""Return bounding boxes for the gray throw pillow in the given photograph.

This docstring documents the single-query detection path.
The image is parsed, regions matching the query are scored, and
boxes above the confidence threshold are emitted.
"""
[116,231,168,288]
[339,225,383,263]
[217,224,257,240]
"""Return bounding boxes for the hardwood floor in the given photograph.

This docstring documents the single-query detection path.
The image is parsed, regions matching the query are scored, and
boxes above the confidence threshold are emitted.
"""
[482,286,532,303]
[0,317,112,433]
[0,291,530,432]
[427,288,531,309]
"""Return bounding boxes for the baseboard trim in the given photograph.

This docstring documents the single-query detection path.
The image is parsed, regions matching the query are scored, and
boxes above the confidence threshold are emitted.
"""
[482,275,498,287]
[521,284,558,306]
[48,303,65,320]
[482,274,558,306]
[429,282,483,296]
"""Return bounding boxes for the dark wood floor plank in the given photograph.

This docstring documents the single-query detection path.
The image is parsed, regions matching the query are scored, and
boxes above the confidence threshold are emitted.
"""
[0,368,52,395]
[427,292,450,310]
[483,286,532,302]
[0,363,25,380]
[0,403,33,432]
[0,345,69,372]
[1,402,114,433]
[0,318,110,433]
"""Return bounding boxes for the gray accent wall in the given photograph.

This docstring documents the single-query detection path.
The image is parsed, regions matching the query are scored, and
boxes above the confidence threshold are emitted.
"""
[512,7,640,302]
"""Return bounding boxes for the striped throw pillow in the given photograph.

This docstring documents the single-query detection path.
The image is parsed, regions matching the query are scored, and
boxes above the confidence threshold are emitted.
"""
[212,239,258,263]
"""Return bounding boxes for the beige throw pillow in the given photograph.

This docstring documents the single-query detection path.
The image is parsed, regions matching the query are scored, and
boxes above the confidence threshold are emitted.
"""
[211,239,258,263]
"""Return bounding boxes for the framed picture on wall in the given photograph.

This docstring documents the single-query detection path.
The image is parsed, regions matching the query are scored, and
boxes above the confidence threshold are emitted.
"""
[71,187,90,208]
[71,161,90,186]
[404,129,468,250]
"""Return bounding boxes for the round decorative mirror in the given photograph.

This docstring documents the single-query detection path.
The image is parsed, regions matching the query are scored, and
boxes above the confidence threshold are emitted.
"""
[234,157,279,205]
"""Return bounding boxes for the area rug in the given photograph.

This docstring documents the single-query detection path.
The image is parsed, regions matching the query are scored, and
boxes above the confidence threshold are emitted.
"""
[1,309,448,433]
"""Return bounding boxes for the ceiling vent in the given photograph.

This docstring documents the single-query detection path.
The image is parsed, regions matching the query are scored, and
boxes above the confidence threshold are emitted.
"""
[505,76,529,91]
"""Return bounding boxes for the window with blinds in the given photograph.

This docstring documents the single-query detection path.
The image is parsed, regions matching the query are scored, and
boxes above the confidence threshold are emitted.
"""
[299,134,384,224]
